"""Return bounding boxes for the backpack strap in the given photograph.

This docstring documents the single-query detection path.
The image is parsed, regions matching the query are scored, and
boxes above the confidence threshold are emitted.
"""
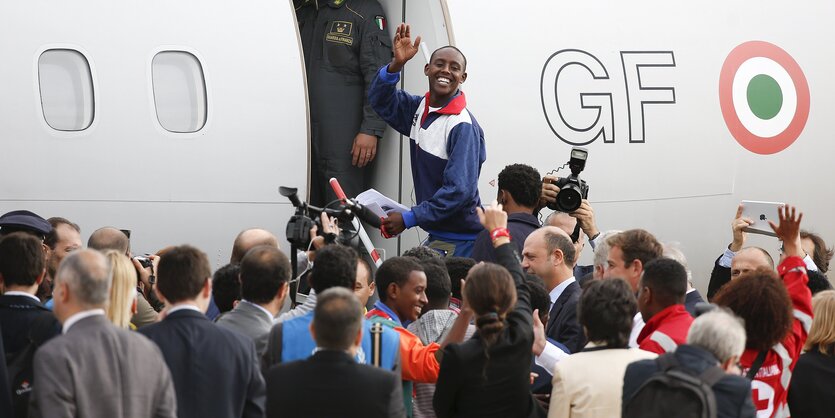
[698,366,726,387]
[655,353,680,372]
[746,350,769,380]
[370,322,383,368]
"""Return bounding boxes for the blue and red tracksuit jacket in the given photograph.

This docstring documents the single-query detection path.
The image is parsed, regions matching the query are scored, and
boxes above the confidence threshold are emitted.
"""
[368,65,486,240]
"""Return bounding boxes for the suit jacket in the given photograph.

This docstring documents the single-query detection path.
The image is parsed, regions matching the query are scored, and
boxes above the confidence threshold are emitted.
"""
[684,289,706,317]
[0,295,61,418]
[545,281,585,354]
[265,350,405,418]
[216,300,273,356]
[548,345,657,418]
[0,295,60,355]
[433,243,545,418]
[0,326,12,418]
[29,314,176,418]
[622,344,755,418]
[707,255,731,301]
[139,309,266,418]
[787,348,835,418]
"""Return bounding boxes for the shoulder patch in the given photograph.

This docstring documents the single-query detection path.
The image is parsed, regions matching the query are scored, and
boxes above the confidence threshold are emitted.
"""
[375,15,386,31]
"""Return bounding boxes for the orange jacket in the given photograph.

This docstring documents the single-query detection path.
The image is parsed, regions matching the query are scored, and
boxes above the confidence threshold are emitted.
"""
[367,308,441,383]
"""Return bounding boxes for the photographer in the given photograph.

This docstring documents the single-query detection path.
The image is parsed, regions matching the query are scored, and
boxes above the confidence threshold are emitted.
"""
[539,174,601,281]
[87,227,161,327]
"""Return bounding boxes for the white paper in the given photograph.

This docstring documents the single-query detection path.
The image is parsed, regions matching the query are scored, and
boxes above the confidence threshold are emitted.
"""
[356,189,410,216]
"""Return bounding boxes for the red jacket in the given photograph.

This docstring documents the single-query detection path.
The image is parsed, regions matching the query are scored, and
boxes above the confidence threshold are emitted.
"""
[740,256,812,418]
[637,304,694,354]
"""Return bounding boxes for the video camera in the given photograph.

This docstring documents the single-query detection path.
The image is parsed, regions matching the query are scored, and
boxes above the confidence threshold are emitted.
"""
[546,147,590,213]
[279,186,381,249]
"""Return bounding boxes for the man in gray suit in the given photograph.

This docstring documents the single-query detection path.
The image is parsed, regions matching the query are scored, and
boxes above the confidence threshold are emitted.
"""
[216,245,290,356]
[29,249,176,418]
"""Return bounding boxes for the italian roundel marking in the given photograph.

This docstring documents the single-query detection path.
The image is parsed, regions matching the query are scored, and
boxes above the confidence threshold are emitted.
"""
[719,41,810,155]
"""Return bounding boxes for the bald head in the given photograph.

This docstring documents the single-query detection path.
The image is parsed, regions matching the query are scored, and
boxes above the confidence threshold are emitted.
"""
[731,247,774,280]
[56,249,112,309]
[547,212,577,234]
[231,228,278,264]
[547,212,585,259]
[87,227,129,255]
[522,226,575,287]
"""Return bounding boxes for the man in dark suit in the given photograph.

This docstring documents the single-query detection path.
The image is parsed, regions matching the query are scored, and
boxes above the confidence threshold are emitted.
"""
[265,287,405,418]
[30,249,176,418]
[622,309,755,418]
[0,233,61,418]
[521,226,585,354]
[139,245,266,418]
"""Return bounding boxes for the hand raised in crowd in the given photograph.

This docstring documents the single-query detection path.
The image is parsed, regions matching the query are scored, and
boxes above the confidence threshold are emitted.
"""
[538,175,559,210]
[769,204,804,259]
[351,133,377,167]
[477,200,508,232]
[571,199,599,239]
[531,308,546,356]
[309,213,340,261]
[132,254,159,297]
[478,200,509,248]
[388,23,421,74]
[730,203,754,252]
[382,211,406,236]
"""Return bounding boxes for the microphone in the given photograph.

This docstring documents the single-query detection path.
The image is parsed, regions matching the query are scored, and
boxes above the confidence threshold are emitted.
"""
[346,200,383,228]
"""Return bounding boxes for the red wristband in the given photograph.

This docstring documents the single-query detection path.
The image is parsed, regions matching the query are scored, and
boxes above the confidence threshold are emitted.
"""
[490,227,511,241]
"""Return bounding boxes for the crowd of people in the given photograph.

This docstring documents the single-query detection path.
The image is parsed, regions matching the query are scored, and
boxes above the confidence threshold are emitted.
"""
[2,17,835,418]
[1,190,833,418]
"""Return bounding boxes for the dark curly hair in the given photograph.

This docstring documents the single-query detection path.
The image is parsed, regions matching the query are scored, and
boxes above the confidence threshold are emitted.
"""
[403,246,442,261]
[801,230,833,274]
[579,279,636,348]
[713,267,793,351]
[497,164,542,209]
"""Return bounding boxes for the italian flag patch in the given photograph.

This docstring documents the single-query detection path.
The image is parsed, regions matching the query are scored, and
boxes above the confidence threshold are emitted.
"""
[375,15,386,31]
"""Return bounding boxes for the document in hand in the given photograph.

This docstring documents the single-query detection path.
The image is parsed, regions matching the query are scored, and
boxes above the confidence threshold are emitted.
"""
[356,189,410,218]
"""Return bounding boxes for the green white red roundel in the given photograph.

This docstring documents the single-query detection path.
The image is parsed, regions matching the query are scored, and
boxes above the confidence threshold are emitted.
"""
[719,41,810,155]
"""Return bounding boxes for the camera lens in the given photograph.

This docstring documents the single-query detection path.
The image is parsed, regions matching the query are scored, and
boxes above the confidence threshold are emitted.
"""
[556,185,582,212]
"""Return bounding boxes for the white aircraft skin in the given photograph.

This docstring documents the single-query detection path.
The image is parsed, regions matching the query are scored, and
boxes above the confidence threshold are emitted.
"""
[1,0,832,294]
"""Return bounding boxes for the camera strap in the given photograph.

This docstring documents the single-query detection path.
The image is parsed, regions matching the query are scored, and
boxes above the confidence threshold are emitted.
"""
[370,322,383,368]
[570,222,581,244]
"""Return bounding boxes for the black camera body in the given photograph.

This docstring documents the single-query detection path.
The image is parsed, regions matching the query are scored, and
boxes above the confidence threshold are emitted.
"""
[546,147,590,213]
[133,256,153,269]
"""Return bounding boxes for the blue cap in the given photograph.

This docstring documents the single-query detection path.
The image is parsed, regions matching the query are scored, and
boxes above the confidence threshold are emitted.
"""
[0,210,53,236]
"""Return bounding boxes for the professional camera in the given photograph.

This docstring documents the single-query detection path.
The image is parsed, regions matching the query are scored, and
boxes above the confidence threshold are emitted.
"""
[279,186,381,250]
[547,147,590,213]
[133,255,153,269]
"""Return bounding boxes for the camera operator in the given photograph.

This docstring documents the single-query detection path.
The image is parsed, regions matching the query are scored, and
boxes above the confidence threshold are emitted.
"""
[539,177,602,282]
[87,227,161,327]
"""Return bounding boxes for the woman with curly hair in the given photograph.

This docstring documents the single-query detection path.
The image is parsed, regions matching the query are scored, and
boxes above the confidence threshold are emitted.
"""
[433,202,544,418]
[788,290,835,417]
[714,205,812,418]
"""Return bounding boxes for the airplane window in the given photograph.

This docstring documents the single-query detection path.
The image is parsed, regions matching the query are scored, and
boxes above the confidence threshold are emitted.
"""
[152,51,207,133]
[38,49,95,131]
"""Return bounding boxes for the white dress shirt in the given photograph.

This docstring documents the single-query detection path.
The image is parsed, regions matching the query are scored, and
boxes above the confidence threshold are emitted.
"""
[62,309,106,334]
[548,277,576,312]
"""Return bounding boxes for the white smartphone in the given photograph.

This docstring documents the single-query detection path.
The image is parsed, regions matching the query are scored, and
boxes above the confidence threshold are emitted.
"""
[740,200,785,237]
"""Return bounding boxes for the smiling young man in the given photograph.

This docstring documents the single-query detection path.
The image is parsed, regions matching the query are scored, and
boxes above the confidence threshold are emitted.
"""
[369,23,486,257]
[367,256,472,415]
